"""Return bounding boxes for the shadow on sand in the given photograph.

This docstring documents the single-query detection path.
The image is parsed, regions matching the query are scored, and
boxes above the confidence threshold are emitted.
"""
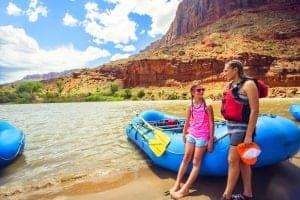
[151,159,300,200]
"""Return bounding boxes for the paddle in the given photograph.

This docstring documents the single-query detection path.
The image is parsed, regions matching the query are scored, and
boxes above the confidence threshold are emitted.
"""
[138,116,171,157]
[131,124,169,157]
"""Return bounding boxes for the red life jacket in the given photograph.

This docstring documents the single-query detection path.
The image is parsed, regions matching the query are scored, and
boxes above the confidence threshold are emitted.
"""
[221,78,268,122]
[221,84,250,122]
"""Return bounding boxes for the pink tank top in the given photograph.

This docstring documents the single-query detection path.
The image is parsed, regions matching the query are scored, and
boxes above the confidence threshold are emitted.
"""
[188,103,210,139]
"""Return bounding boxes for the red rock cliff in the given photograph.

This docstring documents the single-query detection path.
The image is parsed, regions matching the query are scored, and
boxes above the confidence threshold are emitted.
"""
[146,0,299,50]
[98,53,299,88]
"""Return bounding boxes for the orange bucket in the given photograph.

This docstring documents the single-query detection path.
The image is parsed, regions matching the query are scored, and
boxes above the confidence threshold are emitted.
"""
[237,142,261,165]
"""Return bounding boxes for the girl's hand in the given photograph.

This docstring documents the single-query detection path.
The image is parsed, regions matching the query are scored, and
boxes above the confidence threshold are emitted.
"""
[207,138,214,152]
[182,133,187,143]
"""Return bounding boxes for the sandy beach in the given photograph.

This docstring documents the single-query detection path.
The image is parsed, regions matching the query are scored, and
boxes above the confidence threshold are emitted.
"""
[17,152,299,200]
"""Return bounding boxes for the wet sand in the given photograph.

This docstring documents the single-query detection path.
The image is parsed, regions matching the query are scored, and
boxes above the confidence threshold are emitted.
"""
[16,152,299,200]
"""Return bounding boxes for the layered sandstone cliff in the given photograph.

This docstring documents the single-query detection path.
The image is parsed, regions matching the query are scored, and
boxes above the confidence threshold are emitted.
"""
[96,53,299,88]
[146,0,299,50]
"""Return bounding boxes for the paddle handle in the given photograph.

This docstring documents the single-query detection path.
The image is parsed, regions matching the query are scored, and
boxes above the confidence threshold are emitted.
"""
[139,117,155,131]
[131,124,150,141]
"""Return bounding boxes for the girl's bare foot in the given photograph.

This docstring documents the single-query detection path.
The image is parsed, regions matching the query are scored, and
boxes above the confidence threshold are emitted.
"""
[169,185,180,196]
[171,189,190,199]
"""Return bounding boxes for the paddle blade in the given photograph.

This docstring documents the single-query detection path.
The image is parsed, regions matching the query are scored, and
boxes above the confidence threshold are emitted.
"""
[147,130,170,157]
[154,129,171,144]
[138,116,171,156]
[148,140,169,157]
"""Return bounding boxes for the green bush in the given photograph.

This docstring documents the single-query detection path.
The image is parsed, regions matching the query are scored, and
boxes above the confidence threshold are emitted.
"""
[16,81,42,95]
[55,80,64,96]
[167,92,179,100]
[16,92,33,103]
[122,89,132,99]
[0,92,17,103]
[110,84,119,95]
[137,90,145,98]
[0,92,10,103]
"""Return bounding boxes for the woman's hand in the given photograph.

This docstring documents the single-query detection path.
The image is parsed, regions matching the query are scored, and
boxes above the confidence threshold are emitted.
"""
[244,134,253,145]
[207,138,214,152]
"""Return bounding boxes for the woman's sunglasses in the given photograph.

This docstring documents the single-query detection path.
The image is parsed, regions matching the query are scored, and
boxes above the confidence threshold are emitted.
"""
[194,88,205,92]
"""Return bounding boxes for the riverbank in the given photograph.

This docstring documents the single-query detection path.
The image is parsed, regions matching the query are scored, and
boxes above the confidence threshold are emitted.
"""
[13,152,300,200]
[1,80,299,104]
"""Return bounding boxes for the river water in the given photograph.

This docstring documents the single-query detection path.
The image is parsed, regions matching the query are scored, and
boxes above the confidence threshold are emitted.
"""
[0,99,299,199]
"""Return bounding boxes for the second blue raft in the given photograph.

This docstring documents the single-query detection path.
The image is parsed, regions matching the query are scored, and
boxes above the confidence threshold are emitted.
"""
[289,104,300,121]
[0,121,25,167]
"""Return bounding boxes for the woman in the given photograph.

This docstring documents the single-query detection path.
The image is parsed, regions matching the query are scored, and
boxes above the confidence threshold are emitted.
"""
[220,60,259,200]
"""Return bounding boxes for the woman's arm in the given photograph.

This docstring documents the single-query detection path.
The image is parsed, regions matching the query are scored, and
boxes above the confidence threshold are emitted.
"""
[243,80,259,144]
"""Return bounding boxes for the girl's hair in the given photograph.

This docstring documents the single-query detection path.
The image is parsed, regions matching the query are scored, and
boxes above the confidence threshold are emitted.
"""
[226,60,244,78]
[190,84,207,118]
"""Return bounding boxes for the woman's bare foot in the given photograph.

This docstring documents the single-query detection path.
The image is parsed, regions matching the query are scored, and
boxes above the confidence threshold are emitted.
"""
[171,188,190,199]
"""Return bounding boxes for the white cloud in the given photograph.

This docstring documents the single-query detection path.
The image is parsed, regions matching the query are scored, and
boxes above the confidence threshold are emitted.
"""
[110,53,130,61]
[73,0,179,45]
[140,30,145,35]
[6,2,22,16]
[0,25,110,84]
[130,0,181,37]
[115,44,136,52]
[83,2,137,44]
[104,0,120,3]
[6,0,47,22]
[63,13,79,27]
[26,0,48,22]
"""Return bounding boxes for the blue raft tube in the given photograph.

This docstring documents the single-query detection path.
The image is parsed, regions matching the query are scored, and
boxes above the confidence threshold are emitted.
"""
[0,121,25,167]
[289,104,300,121]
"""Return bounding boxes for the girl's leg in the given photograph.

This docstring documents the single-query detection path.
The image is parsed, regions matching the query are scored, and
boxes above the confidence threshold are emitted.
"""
[172,146,207,199]
[223,146,241,199]
[170,141,195,194]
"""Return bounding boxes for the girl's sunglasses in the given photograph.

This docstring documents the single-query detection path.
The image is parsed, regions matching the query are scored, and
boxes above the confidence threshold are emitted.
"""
[194,88,205,92]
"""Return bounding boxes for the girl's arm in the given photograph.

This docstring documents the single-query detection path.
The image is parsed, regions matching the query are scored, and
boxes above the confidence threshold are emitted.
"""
[182,106,191,143]
[207,104,215,152]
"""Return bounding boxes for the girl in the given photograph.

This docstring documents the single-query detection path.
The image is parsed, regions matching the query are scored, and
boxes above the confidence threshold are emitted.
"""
[170,84,214,199]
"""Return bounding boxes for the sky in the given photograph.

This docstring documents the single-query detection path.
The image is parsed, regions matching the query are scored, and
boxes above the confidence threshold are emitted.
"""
[0,0,181,84]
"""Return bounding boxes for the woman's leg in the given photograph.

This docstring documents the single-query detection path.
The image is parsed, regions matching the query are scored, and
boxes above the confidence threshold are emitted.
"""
[170,141,195,194]
[172,146,207,199]
[223,146,241,199]
[240,162,253,197]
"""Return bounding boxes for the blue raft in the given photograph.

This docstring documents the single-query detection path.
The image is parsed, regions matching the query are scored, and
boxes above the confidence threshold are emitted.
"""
[289,104,300,121]
[0,121,25,167]
[126,110,300,176]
